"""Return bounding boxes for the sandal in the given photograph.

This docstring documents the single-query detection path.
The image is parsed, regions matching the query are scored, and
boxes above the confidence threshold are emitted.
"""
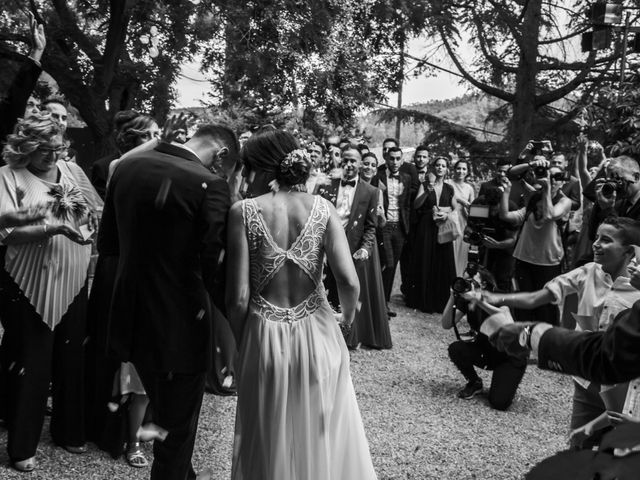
[13,456,36,472]
[126,442,149,468]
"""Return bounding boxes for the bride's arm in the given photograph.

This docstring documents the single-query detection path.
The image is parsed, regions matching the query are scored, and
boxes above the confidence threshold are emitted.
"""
[225,202,250,344]
[324,203,360,327]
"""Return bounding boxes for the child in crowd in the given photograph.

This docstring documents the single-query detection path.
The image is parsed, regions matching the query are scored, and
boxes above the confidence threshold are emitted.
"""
[482,216,640,448]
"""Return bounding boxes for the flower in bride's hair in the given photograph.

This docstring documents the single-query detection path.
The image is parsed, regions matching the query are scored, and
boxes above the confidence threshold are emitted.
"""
[268,179,281,193]
[280,149,311,173]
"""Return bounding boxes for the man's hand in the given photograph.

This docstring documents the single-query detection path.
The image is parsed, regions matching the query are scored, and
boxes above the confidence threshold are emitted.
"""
[353,248,369,261]
[161,113,190,143]
[489,322,537,360]
[27,12,46,63]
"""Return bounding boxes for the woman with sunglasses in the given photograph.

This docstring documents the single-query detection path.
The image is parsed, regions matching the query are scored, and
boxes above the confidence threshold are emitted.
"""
[498,161,572,325]
[0,112,102,471]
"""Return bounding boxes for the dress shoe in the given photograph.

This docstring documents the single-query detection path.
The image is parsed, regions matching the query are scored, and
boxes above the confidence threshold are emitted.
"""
[196,468,214,480]
[64,444,87,454]
[387,310,397,318]
[13,456,36,472]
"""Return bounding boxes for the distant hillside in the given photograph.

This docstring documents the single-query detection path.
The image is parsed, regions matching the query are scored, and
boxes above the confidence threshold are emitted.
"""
[358,94,508,147]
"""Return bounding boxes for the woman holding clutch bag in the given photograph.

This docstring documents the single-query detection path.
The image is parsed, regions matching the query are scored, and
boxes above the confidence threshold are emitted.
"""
[407,157,458,313]
[0,112,102,471]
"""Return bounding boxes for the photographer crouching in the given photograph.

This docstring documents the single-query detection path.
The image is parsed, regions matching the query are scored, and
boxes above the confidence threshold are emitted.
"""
[464,186,519,293]
[442,265,527,410]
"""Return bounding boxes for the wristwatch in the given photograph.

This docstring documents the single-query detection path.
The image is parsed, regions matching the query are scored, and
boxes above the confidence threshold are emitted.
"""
[518,325,533,350]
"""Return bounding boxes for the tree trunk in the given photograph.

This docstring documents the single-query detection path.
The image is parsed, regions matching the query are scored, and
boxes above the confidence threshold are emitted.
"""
[510,0,542,155]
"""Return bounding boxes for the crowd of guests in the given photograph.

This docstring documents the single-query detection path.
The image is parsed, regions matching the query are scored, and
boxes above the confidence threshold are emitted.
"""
[1,14,640,480]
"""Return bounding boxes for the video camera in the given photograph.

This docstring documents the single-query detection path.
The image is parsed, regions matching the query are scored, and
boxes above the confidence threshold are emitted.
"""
[463,203,496,248]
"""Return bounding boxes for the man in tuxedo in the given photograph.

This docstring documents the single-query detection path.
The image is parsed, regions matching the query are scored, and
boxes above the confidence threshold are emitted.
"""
[99,124,234,480]
[372,146,413,313]
[316,146,378,308]
[377,140,419,301]
[413,145,430,184]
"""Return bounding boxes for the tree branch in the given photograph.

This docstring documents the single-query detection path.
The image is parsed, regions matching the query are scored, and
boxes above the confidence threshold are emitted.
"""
[98,0,136,94]
[437,25,515,102]
[539,26,589,45]
[50,0,102,63]
[537,52,621,71]
[535,53,613,106]
[472,14,518,74]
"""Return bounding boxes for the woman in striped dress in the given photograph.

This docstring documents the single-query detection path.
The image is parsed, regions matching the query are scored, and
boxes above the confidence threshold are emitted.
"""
[0,112,102,472]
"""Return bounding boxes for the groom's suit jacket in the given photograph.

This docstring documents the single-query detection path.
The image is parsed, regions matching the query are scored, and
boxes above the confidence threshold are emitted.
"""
[316,178,378,255]
[99,142,230,373]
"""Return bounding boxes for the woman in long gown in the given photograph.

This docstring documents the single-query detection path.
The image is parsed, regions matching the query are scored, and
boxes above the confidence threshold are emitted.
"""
[447,160,475,276]
[346,152,392,349]
[226,130,377,480]
[408,157,458,313]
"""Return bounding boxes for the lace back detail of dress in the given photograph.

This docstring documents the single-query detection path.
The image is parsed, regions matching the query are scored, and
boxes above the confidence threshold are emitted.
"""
[241,196,329,322]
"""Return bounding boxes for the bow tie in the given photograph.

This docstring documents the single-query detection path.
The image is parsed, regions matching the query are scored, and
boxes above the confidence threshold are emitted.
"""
[341,179,357,188]
[389,173,400,180]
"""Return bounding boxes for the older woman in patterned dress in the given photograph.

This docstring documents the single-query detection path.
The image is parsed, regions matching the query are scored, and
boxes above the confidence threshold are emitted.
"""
[0,112,102,471]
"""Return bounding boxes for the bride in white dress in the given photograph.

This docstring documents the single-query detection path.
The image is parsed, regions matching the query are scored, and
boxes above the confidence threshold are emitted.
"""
[225,129,377,480]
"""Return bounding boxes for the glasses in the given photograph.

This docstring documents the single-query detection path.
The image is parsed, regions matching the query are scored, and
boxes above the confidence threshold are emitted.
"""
[38,146,66,158]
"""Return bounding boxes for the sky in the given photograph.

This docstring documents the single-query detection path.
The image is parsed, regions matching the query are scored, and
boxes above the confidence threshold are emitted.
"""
[174,38,471,108]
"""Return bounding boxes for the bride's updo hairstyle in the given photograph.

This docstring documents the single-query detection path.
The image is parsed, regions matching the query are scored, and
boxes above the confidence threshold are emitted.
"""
[242,129,312,195]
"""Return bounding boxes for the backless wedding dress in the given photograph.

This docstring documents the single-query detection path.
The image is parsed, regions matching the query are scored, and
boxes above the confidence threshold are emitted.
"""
[231,195,377,480]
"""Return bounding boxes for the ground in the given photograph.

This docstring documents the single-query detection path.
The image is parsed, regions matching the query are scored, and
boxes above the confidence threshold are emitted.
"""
[0,294,573,480]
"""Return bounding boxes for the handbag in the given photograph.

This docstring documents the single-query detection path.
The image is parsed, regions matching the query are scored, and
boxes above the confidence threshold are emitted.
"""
[437,207,461,244]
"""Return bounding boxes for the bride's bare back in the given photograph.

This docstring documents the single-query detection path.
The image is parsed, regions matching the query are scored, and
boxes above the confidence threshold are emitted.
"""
[252,192,319,308]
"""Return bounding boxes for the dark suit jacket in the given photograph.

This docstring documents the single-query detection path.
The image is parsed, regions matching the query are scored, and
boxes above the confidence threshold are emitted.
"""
[538,302,640,384]
[0,58,42,143]
[316,178,378,255]
[371,170,412,235]
[378,162,420,202]
[99,142,230,373]
[91,152,119,200]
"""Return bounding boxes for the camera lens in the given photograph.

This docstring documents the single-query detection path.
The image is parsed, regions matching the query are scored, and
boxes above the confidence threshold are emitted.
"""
[533,165,548,178]
[451,277,472,294]
[601,182,615,198]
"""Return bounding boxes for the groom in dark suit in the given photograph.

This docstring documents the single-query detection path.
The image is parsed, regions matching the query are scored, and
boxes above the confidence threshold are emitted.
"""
[99,124,235,480]
[371,146,413,310]
[316,145,378,309]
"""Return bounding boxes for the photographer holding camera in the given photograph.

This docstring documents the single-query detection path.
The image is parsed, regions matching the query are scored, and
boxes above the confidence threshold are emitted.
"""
[442,267,527,409]
[464,187,519,292]
[499,164,572,325]
[583,155,640,250]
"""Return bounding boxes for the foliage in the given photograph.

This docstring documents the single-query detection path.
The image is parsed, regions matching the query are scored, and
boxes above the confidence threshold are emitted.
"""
[0,0,215,152]
[583,75,640,156]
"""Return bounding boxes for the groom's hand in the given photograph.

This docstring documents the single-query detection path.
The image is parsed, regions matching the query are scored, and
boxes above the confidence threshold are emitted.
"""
[489,322,537,360]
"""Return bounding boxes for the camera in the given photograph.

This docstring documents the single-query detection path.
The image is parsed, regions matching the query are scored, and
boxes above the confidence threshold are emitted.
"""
[533,165,549,178]
[601,178,626,199]
[529,140,553,157]
[463,204,496,248]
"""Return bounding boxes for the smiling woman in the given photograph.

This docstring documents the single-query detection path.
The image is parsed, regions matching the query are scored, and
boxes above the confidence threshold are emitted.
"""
[0,112,102,472]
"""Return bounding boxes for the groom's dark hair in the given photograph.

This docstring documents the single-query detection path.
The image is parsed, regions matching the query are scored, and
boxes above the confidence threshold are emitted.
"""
[192,123,239,167]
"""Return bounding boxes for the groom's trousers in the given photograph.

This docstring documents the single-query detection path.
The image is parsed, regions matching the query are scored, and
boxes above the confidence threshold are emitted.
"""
[137,366,206,480]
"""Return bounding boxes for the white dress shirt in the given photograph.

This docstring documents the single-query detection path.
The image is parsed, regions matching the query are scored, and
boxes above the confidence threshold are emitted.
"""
[385,171,403,223]
[336,178,358,228]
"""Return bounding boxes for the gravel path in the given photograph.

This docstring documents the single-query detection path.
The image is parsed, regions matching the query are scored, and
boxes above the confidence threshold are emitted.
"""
[0,295,573,479]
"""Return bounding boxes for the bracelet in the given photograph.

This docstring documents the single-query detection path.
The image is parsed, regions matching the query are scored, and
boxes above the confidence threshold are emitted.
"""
[43,224,48,236]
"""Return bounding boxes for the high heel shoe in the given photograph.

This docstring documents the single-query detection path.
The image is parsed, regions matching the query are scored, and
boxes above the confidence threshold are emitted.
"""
[12,456,36,472]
